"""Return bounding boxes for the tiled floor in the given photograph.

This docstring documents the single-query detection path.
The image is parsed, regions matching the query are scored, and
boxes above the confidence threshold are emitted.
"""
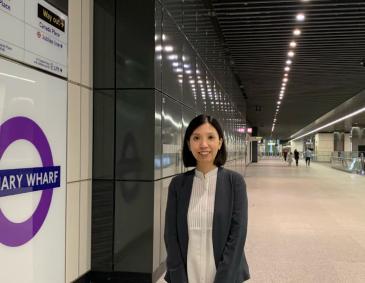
[158,159,365,282]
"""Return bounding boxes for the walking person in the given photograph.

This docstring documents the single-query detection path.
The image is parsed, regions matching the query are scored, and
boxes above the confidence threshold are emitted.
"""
[294,149,300,166]
[283,150,288,161]
[287,152,293,166]
[164,114,250,283]
[304,148,312,167]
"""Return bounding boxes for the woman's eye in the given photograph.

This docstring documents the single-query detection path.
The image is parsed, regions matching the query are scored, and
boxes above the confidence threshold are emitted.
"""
[208,135,215,140]
[192,136,199,141]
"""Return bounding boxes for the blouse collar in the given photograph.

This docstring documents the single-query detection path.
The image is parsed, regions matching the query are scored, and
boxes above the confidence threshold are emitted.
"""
[195,167,218,180]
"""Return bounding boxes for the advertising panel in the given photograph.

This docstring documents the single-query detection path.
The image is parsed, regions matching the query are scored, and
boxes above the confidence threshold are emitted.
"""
[0,0,68,77]
[0,58,66,283]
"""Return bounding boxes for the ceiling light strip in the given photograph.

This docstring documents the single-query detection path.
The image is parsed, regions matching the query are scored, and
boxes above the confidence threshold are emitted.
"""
[291,107,365,141]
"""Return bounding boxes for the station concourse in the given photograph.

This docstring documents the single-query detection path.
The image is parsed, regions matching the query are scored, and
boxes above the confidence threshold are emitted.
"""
[0,0,365,283]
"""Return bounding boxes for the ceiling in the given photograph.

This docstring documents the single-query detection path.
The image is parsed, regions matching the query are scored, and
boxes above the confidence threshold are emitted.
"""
[290,88,365,138]
[204,0,365,139]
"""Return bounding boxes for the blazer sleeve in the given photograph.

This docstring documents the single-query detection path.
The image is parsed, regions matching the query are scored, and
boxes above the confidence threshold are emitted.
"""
[164,177,188,283]
[214,173,249,283]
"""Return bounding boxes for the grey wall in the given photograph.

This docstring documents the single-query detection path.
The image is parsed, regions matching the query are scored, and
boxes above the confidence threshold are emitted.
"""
[334,132,345,152]
[92,0,248,281]
[351,127,365,152]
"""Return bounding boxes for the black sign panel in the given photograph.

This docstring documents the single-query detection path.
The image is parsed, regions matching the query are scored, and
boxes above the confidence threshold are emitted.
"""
[38,3,65,32]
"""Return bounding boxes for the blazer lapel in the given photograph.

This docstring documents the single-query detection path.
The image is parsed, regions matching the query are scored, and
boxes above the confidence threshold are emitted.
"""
[179,170,194,264]
[212,167,230,267]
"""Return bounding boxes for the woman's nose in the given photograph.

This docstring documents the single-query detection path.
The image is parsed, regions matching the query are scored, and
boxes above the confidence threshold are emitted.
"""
[200,139,208,147]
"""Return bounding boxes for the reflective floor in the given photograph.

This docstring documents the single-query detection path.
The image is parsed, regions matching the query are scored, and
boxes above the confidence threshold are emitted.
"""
[159,159,365,282]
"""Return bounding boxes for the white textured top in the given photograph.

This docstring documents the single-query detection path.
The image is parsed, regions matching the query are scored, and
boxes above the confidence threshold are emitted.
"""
[187,167,218,283]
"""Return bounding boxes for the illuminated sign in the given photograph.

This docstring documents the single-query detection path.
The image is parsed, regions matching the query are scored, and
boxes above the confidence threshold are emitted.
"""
[37,3,65,32]
[0,57,66,283]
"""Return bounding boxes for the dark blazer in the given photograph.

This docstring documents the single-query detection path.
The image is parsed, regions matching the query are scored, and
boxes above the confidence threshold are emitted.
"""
[164,167,250,283]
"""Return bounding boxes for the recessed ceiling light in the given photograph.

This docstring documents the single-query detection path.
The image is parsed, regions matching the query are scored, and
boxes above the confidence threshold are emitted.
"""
[290,41,297,48]
[296,13,305,21]
[293,29,301,36]
[288,51,295,57]
[285,66,290,72]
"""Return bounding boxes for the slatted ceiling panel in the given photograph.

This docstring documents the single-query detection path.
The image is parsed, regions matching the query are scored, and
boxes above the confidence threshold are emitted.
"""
[208,0,365,138]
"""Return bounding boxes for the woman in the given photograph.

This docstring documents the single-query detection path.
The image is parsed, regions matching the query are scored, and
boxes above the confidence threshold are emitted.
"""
[164,114,250,283]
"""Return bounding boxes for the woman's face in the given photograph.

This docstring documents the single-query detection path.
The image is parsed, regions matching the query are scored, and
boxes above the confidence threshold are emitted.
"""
[188,122,223,166]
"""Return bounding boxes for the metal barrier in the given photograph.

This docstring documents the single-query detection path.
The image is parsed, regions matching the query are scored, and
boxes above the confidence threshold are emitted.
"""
[330,151,365,174]
[311,151,332,162]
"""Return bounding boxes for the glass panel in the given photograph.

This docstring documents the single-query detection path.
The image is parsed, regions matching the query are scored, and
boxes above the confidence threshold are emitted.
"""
[162,95,182,177]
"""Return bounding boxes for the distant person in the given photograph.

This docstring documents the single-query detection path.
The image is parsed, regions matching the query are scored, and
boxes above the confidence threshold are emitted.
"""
[287,152,293,166]
[304,148,312,166]
[164,114,250,283]
[283,151,288,161]
[294,149,299,166]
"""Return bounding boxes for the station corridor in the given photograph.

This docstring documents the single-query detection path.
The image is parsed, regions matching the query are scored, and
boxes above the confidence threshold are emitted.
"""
[159,160,365,283]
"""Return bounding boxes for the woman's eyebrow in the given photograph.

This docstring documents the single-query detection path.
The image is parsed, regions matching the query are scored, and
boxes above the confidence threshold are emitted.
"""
[192,132,217,135]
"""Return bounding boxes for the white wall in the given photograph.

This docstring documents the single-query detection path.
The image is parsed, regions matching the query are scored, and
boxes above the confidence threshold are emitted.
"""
[314,133,333,162]
[65,0,93,282]
[290,139,304,153]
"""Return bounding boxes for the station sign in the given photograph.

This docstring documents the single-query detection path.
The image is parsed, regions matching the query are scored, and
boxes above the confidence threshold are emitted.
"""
[0,0,68,77]
[0,58,66,283]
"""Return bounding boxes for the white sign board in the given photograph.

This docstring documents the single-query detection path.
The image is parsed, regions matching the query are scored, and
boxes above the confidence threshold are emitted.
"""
[0,0,68,77]
[0,58,66,283]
